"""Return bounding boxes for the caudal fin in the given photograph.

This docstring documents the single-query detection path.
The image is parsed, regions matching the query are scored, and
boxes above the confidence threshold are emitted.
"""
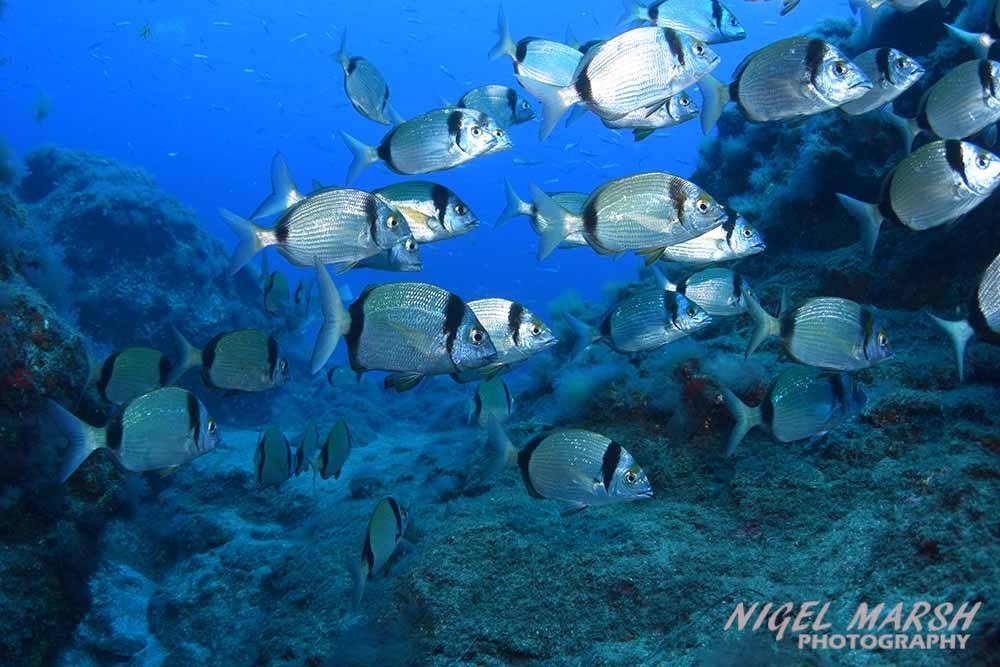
[880,106,918,154]
[488,6,516,61]
[311,260,349,375]
[565,313,599,359]
[485,415,518,479]
[564,104,589,128]
[48,401,104,483]
[944,23,995,61]
[387,105,406,126]
[617,0,646,25]
[698,74,731,134]
[336,30,350,70]
[220,208,272,275]
[717,385,764,457]
[744,292,780,359]
[341,132,379,185]
[167,326,202,385]
[250,152,303,220]
[835,193,884,257]
[516,75,579,142]
[927,313,975,382]
[530,185,579,260]
[650,264,677,292]
[495,178,532,227]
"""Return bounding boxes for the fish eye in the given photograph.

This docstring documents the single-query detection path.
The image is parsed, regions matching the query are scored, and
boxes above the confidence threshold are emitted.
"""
[387,215,399,228]
[976,154,990,169]
[494,128,505,138]
[696,199,710,213]
[624,470,638,485]
[895,57,907,69]
[680,95,691,107]
[470,328,486,345]
[729,17,739,27]
[207,419,217,435]
[471,126,482,137]
[521,101,530,109]
[405,239,417,252]
[687,305,698,317]
[455,203,468,215]
[742,227,753,237]
[694,43,705,56]
[833,61,848,77]
[280,359,289,371]
[530,323,542,336]
[878,332,889,347]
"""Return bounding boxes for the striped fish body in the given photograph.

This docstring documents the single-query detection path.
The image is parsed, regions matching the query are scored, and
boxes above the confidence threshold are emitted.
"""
[531,192,589,248]
[583,173,727,254]
[574,28,718,120]
[764,366,864,443]
[342,57,396,125]
[780,298,890,371]
[660,216,765,264]
[113,388,219,472]
[886,141,1000,231]
[361,497,408,577]
[601,93,698,131]
[635,0,746,44]
[202,330,287,392]
[373,181,478,243]
[97,347,171,405]
[676,268,750,316]
[471,377,514,427]
[255,426,291,487]
[919,60,1000,140]
[356,238,422,272]
[973,251,1000,340]
[317,420,351,480]
[273,188,409,267]
[512,38,583,86]
[601,289,711,353]
[346,283,497,376]
[377,109,511,175]
[459,85,536,127]
[840,48,924,116]
[467,298,557,366]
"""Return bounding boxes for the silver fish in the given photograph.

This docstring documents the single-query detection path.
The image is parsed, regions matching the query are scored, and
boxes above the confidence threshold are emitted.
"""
[293,420,320,476]
[356,237,423,272]
[495,179,588,249]
[255,425,291,488]
[567,289,712,356]
[720,366,867,456]
[618,0,746,44]
[928,250,1000,381]
[839,48,924,116]
[51,387,222,483]
[350,497,409,608]
[342,108,512,183]
[309,264,499,390]
[659,215,766,265]
[746,294,893,371]
[601,91,699,141]
[373,181,479,243]
[315,420,351,480]
[530,172,728,261]
[699,37,872,132]
[336,31,403,126]
[653,265,753,317]
[468,377,514,427]
[488,7,583,86]
[519,27,719,141]
[170,328,289,393]
[466,297,558,368]
[93,347,173,406]
[837,140,1000,254]
[458,84,536,127]
[489,423,653,515]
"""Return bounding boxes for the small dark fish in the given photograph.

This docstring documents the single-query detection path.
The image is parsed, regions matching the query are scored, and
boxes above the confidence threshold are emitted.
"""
[93,347,173,405]
[495,179,588,249]
[488,7,582,86]
[255,425,291,487]
[263,270,290,314]
[373,181,479,243]
[659,215,766,265]
[467,298,558,366]
[356,237,423,272]
[349,497,409,608]
[51,387,222,483]
[170,327,290,392]
[315,420,351,480]
[293,420,320,476]
[457,84,536,128]
[652,265,753,317]
[839,48,923,116]
[619,0,746,44]
[468,377,514,427]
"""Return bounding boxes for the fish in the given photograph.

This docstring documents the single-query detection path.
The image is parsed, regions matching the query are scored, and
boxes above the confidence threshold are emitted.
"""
[170,327,290,392]
[943,22,997,62]
[659,215,766,265]
[51,387,222,483]
[488,6,583,86]
[566,289,712,356]
[221,187,411,275]
[255,425,291,488]
[719,366,868,456]
[927,250,1000,382]
[459,297,558,378]
[745,294,894,371]
[349,497,409,609]
[336,31,404,126]
[488,422,653,515]
[263,269,290,314]
[836,140,1000,255]
[92,347,174,405]
[356,237,423,272]
[618,0,747,44]
[698,37,872,133]
[495,179,588,249]
[456,84,536,128]
[309,263,499,390]
[652,265,754,317]
[315,420,351,480]
[249,153,306,220]
[530,172,728,261]
[519,27,719,141]
[468,377,514,427]
[600,91,699,141]
[293,420,320,476]
[372,181,479,243]
[838,48,924,116]
[888,60,1000,152]
[341,108,512,184]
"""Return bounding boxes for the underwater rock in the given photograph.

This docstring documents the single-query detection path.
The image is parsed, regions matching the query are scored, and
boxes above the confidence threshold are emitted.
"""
[72,562,161,661]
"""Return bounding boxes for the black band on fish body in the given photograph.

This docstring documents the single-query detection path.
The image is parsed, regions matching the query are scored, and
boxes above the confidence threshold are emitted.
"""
[731,271,743,301]
[343,422,353,451]
[515,39,530,65]
[668,178,687,228]
[267,336,279,377]
[361,532,375,579]
[517,434,547,499]
[675,276,689,296]
[386,497,404,538]
[730,79,748,117]
[663,29,685,68]
[711,0,724,31]
[346,288,372,372]
[443,292,466,359]
[447,110,464,147]
[274,218,290,245]
[106,410,124,452]
[202,333,223,388]
[978,60,996,100]
[877,168,902,225]
[187,391,201,451]
[472,390,482,420]
[431,184,450,225]
[377,130,397,170]
[779,308,795,342]
[508,301,525,346]
[876,48,893,86]
[381,85,391,115]
[582,199,600,241]
[599,311,613,340]
[859,307,875,361]
[944,140,973,191]
[97,353,118,401]
[347,57,360,75]
[159,355,173,388]
[365,195,379,243]
[829,372,847,408]
[503,381,513,414]
[601,441,622,493]
[284,435,292,478]
[969,295,1000,342]
[575,72,593,105]
[804,40,827,89]
[663,291,681,329]
[255,435,267,484]
[761,393,775,429]
[649,2,660,21]
[505,86,518,113]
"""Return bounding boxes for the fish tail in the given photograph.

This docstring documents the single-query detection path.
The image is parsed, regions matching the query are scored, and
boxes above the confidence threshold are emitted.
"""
[926,313,975,383]
[485,415,518,478]
[387,105,406,126]
[564,25,579,50]
[488,6,516,61]
[879,106,918,154]
[250,152,303,220]
[717,385,763,457]
[516,75,579,142]
[835,193,883,257]
[167,325,202,385]
[632,128,655,142]
[565,313,599,359]
[220,208,273,275]
[780,0,800,15]
[943,23,994,60]
[495,178,532,227]
[564,104,589,128]
[851,1,877,44]
[530,184,581,260]
[337,29,350,70]
[744,291,780,360]
[349,557,367,611]
[311,260,349,375]
[341,132,379,185]
[649,264,677,292]
[616,0,645,25]
[698,74,731,135]
[48,400,104,483]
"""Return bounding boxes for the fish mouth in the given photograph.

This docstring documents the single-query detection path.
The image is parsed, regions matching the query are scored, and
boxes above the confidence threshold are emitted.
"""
[850,80,874,92]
